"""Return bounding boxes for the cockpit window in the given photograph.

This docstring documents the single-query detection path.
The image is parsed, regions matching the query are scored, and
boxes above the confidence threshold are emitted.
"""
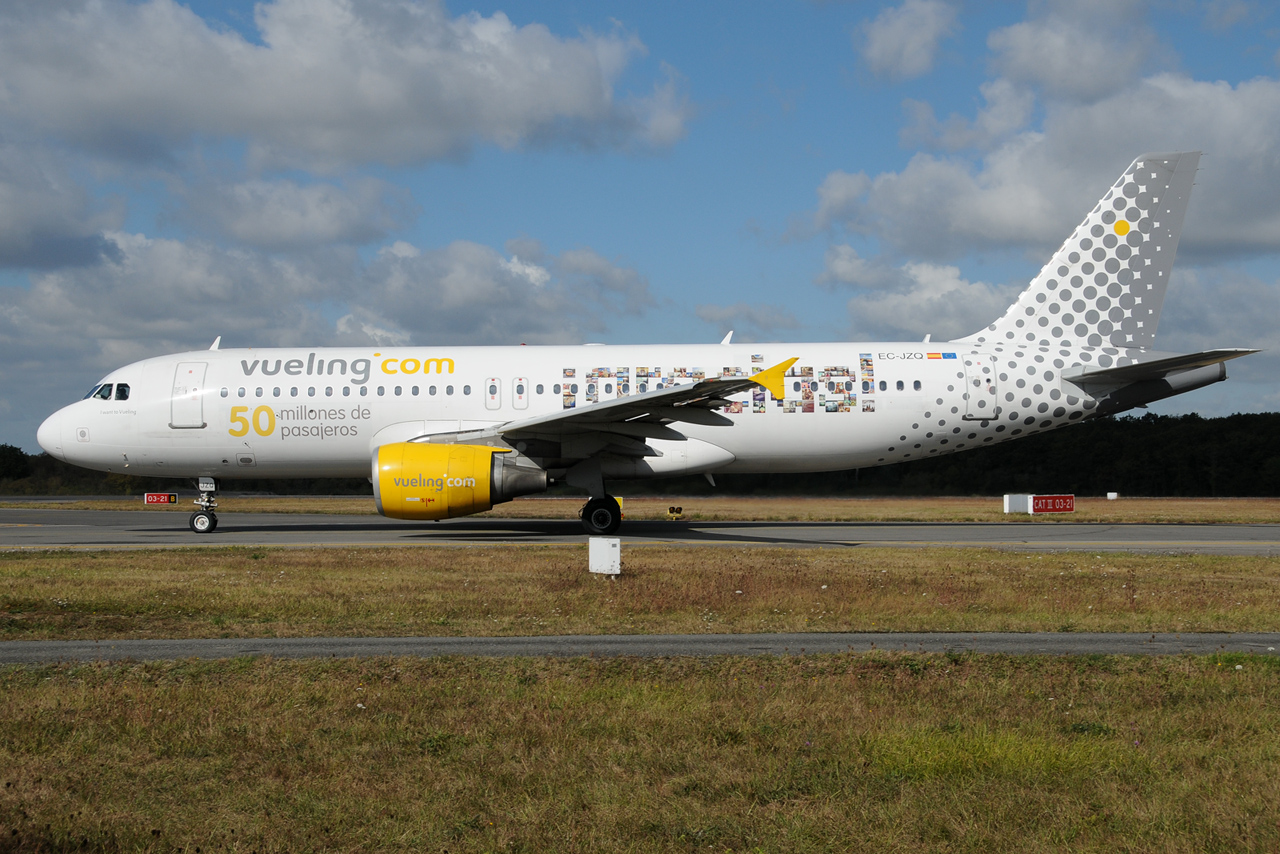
[83,384,102,400]
[92,384,113,400]
[114,383,130,401]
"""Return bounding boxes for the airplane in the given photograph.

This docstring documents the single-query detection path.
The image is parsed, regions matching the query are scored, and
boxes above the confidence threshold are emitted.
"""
[36,151,1257,535]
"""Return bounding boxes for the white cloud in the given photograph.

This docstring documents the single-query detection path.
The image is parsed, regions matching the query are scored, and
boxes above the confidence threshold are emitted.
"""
[500,255,552,288]
[0,0,687,170]
[176,178,417,250]
[0,229,654,445]
[811,73,1280,260]
[860,0,958,80]
[0,142,123,269]
[988,0,1154,103]
[1203,0,1257,31]
[813,170,871,231]
[694,302,801,341]
[816,244,1017,340]
[901,79,1035,151]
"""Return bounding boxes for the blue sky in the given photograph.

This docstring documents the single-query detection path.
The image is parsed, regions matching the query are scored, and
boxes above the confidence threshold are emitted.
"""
[2,0,1279,450]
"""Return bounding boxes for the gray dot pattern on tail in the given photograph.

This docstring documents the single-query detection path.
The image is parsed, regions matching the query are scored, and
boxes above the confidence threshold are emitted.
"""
[966,154,1196,352]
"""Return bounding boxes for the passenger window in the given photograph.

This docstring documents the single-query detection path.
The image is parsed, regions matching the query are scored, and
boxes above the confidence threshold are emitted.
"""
[914,380,922,391]
[429,386,437,395]
[845,381,853,392]
[377,386,385,396]
[325,387,333,397]
[273,387,281,397]
[536,384,544,394]
[114,383,130,401]
[220,388,228,398]
[446,385,454,395]
[256,388,263,397]
[394,386,402,396]
[94,384,112,400]
[879,381,887,391]
[291,387,298,397]
[360,387,367,396]
[553,384,561,394]
[412,386,419,396]
[342,387,350,397]
[489,383,497,395]
[238,387,246,398]
[516,383,525,395]
[308,387,315,397]
[638,382,647,393]
[605,383,612,394]
[896,380,904,391]
[463,385,472,395]
[793,382,801,392]
[862,381,870,393]
[571,384,578,394]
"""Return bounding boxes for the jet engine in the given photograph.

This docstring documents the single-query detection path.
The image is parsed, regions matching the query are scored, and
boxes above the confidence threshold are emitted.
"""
[373,443,547,520]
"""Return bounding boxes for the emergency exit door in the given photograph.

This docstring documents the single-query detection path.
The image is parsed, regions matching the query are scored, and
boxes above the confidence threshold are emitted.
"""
[962,354,999,421]
[170,362,208,429]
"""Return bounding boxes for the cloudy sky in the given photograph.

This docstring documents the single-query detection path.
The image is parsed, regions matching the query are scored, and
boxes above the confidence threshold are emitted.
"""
[3,0,1279,449]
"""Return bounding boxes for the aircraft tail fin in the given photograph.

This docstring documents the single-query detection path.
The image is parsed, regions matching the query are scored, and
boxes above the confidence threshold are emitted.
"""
[956,151,1200,351]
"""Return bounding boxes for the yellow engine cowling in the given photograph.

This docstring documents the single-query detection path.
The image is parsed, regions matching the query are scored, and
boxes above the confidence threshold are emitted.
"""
[373,443,547,521]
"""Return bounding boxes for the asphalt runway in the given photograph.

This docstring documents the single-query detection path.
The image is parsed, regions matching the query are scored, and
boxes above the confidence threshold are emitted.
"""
[3,632,1278,664]
[1,507,1279,554]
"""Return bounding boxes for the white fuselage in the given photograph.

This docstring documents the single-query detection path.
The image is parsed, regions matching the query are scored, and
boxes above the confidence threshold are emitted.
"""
[37,341,1105,482]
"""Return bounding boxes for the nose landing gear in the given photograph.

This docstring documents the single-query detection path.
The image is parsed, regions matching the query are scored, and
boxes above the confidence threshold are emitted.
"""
[190,476,218,533]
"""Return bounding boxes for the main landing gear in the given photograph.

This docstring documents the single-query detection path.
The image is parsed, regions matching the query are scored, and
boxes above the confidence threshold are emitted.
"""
[580,495,622,535]
[190,476,218,534]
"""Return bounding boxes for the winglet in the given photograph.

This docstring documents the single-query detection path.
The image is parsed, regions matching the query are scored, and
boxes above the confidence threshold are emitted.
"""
[750,357,798,399]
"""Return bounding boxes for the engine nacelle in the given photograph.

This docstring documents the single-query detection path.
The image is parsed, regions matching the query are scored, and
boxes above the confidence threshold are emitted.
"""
[373,443,547,521]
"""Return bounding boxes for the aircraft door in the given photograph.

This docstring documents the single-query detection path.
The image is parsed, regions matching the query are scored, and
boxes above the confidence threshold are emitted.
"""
[485,377,501,411]
[962,354,999,421]
[512,377,529,410]
[170,362,208,429]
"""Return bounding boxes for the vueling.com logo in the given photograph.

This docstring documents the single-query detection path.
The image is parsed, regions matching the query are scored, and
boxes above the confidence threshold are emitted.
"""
[393,474,476,491]
[375,353,454,375]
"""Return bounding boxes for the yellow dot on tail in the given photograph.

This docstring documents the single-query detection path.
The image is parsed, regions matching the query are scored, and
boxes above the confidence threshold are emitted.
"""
[1114,220,1131,236]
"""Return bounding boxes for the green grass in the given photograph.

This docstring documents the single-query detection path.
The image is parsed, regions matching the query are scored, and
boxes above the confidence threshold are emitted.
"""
[3,546,1279,639]
[2,654,1279,852]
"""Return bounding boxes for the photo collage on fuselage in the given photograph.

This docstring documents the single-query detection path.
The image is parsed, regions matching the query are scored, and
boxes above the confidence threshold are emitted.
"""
[556,354,878,415]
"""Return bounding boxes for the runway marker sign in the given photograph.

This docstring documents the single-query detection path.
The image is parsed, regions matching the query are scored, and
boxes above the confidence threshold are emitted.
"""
[1031,494,1075,514]
[1004,494,1075,514]
[144,493,178,505]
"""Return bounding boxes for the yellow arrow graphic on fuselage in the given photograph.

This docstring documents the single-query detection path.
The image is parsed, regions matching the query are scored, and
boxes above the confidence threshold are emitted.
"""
[749,357,799,400]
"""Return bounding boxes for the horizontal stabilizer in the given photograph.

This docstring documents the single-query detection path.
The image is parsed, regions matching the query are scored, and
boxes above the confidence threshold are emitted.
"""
[1062,349,1258,386]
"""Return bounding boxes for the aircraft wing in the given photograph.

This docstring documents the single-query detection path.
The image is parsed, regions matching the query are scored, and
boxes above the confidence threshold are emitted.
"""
[497,357,797,448]
[1061,348,1258,386]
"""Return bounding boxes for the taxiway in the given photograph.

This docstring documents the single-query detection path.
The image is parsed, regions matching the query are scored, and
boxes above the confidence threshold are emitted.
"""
[1,507,1278,554]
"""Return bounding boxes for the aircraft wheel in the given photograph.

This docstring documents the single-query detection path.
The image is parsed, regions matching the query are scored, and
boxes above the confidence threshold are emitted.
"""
[581,496,622,535]
[190,511,217,534]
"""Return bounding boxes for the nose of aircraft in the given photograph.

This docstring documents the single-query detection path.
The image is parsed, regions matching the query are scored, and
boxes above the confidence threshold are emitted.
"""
[37,409,66,461]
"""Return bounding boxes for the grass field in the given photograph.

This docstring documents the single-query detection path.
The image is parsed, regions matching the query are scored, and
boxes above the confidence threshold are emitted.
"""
[2,653,1279,852]
[5,494,1280,523]
[4,536,1278,851]
[3,545,1278,639]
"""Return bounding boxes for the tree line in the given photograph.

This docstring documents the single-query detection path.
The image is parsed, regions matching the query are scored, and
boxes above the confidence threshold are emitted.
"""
[2,412,1277,497]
